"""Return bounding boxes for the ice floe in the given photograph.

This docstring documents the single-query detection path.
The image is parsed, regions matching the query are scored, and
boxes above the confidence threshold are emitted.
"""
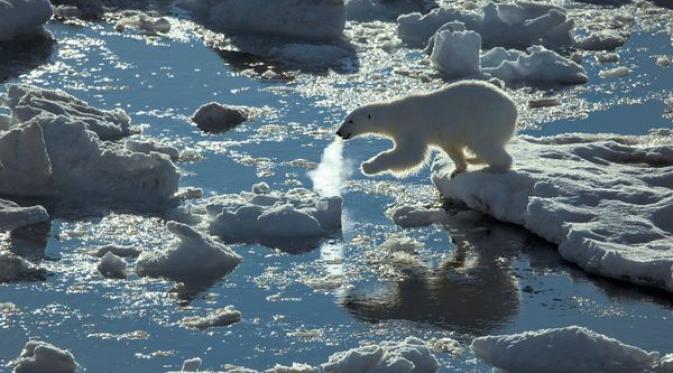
[136,221,242,286]
[97,251,127,279]
[203,183,342,251]
[471,326,664,373]
[398,2,573,49]
[322,337,439,372]
[181,305,241,329]
[188,0,346,42]
[575,30,627,51]
[0,199,49,232]
[0,85,180,210]
[0,251,47,282]
[12,340,78,373]
[431,132,673,292]
[599,65,631,78]
[0,0,53,41]
[191,102,249,133]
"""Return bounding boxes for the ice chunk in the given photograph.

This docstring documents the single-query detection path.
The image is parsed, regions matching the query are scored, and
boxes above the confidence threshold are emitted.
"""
[181,357,202,372]
[114,11,171,34]
[471,326,659,373]
[599,66,631,78]
[0,199,49,232]
[136,221,242,285]
[13,340,78,373]
[346,0,437,21]
[0,0,53,41]
[91,244,141,258]
[388,205,447,227]
[481,46,588,85]
[0,251,47,282]
[398,2,573,49]
[595,52,619,64]
[575,31,627,51]
[322,336,439,372]
[206,186,342,251]
[191,102,248,133]
[656,56,672,67]
[206,0,346,42]
[125,139,180,161]
[430,30,481,79]
[97,252,127,279]
[0,86,180,210]
[7,85,130,140]
[381,235,423,254]
[181,305,241,329]
[431,133,673,292]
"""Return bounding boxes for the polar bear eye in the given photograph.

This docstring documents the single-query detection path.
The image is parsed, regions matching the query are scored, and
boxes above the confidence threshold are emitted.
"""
[368,114,371,120]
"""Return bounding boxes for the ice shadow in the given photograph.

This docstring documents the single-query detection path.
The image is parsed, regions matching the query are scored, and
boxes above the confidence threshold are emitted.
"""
[0,32,55,84]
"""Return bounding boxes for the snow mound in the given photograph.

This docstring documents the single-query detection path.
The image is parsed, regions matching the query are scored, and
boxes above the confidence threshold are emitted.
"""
[0,86,179,210]
[432,133,673,292]
[205,183,342,251]
[136,221,242,285]
[0,199,49,232]
[0,0,53,41]
[7,85,130,141]
[13,340,78,373]
[322,336,439,372]
[191,102,249,133]
[205,0,346,42]
[97,252,127,279]
[181,305,241,329]
[0,251,47,282]
[398,2,573,49]
[471,326,659,373]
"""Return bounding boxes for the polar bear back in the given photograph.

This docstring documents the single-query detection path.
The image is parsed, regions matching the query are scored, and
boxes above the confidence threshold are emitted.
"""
[383,80,517,148]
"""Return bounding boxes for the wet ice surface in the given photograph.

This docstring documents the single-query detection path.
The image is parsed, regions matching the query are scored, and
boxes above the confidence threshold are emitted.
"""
[0,5,672,371]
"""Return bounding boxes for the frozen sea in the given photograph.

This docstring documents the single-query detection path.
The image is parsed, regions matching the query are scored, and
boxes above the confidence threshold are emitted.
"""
[1,2,673,371]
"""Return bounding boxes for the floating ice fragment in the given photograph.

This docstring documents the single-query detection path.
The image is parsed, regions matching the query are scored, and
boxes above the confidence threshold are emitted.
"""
[191,102,249,134]
[575,31,627,51]
[181,357,202,372]
[13,340,78,373]
[0,251,47,282]
[599,66,631,78]
[472,326,660,373]
[388,205,447,228]
[181,305,241,329]
[97,252,127,279]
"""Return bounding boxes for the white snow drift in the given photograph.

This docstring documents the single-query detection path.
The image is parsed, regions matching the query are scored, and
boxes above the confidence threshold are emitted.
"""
[0,0,53,41]
[136,221,242,285]
[398,2,573,49]
[0,85,179,209]
[0,199,49,232]
[472,326,664,373]
[432,132,673,292]
[12,340,78,373]
[205,183,342,250]
[429,29,587,85]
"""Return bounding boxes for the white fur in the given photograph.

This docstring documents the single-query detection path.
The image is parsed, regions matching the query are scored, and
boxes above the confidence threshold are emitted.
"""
[336,80,517,177]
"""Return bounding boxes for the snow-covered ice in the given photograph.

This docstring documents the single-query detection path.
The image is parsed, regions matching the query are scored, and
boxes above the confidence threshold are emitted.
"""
[196,0,346,42]
[6,85,130,141]
[322,336,439,372]
[204,183,342,250]
[575,30,627,51]
[0,199,49,232]
[432,132,673,292]
[0,0,53,41]
[599,66,631,78]
[136,221,242,285]
[0,85,180,210]
[191,102,249,133]
[398,2,573,49]
[481,46,588,85]
[0,251,47,282]
[12,340,78,373]
[125,139,180,161]
[471,326,661,373]
[181,305,241,329]
[97,251,127,279]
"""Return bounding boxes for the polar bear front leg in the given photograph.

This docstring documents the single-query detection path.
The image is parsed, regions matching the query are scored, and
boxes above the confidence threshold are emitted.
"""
[361,139,428,176]
[443,145,468,178]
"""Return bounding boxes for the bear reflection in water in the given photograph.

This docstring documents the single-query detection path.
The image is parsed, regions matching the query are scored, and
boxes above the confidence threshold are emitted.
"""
[343,211,547,334]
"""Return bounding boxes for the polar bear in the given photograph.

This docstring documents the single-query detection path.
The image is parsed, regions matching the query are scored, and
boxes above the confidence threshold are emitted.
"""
[336,80,516,177]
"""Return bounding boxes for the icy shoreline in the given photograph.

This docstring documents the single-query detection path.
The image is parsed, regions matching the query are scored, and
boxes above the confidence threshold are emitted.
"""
[432,131,673,292]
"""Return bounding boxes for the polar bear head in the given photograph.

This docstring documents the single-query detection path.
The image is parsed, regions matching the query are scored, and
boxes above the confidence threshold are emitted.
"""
[336,104,383,140]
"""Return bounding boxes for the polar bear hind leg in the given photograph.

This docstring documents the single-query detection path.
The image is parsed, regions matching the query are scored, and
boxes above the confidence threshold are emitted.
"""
[469,143,512,172]
[361,138,429,176]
